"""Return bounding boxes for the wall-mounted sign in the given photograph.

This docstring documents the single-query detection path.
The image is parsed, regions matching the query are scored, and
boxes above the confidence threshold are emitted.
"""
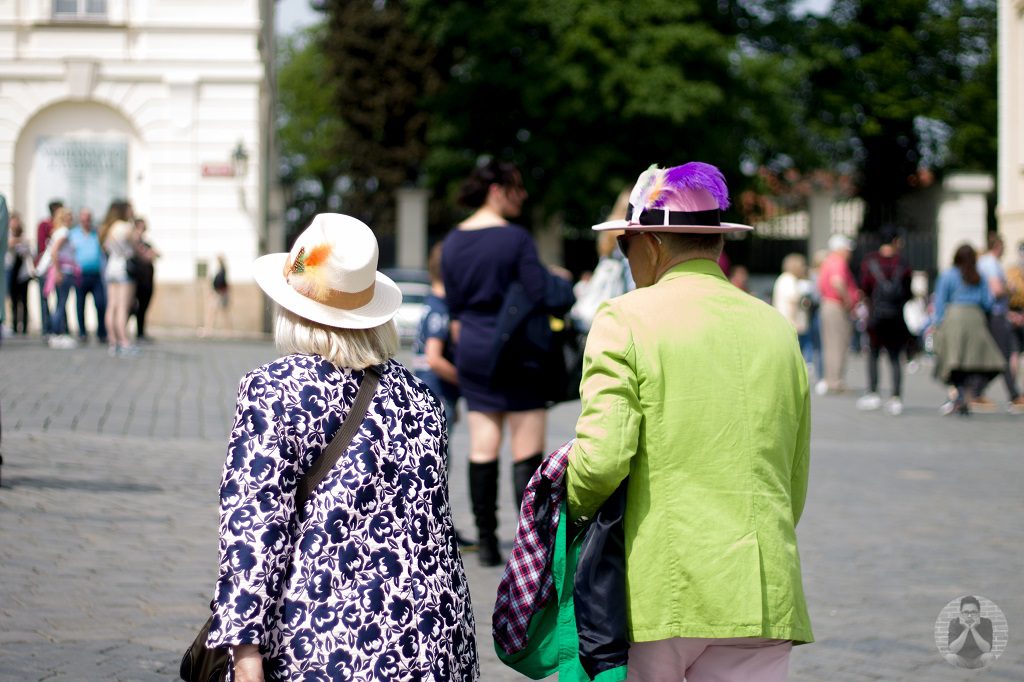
[201,163,235,178]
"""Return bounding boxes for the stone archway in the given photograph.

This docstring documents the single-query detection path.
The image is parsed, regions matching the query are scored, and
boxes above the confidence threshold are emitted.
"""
[14,100,144,230]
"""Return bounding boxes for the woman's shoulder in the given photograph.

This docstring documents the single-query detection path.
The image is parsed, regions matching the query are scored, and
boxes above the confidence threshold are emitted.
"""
[382,359,442,408]
[240,353,343,391]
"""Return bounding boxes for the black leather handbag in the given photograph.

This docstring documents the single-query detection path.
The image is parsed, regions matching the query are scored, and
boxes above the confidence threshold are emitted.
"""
[179,366,381,682]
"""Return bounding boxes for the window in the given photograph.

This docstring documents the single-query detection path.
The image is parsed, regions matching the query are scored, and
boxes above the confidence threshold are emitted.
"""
[53,0,107,20]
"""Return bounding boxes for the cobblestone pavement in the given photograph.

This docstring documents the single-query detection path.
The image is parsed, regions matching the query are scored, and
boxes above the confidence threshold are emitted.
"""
[1,335,1022,680]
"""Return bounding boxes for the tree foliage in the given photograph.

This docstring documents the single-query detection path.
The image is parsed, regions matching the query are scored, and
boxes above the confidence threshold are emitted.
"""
[800,0,997,229]
[317,0,439,233]
[279,0,998,247]
[277,25,345,241]
[406,0,776,229]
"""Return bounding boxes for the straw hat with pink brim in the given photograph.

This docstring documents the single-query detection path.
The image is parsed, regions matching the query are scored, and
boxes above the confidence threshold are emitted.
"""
[592,162,753,234]
[253,213,402,329]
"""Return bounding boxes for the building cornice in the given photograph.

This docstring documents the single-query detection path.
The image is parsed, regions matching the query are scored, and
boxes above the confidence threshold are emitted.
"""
[1,20,261,33]
[0,63,265,83]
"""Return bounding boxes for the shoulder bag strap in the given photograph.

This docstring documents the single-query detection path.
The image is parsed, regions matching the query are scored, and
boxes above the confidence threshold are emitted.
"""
[294,365,381,522]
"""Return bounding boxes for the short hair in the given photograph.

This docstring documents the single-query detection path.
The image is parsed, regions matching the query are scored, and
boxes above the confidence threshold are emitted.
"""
[427,242,444,283]
[960,596,980,611]
[658,232,725,259]
[457,158,523,209]
[274,307,398,370]
[987,233,1003,251]
[782,253,807,277]
[48,200,63,216]
[879,225,901,246]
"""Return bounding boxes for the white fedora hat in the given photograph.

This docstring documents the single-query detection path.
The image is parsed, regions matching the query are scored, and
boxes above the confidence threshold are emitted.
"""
[253,213,402,329]
[593,162,752,234]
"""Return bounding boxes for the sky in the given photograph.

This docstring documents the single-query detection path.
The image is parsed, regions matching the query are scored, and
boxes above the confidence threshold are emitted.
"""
[275,0,321,37]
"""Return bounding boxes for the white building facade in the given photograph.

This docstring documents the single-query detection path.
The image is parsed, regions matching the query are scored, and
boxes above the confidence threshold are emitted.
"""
[999,0,1024,254]
[0,0,280,332]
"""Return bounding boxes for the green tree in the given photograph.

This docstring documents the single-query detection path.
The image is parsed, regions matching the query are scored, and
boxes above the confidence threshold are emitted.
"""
[802,0,997,229]
[318,0,439,236]
[407,0,792,231]
[277,23,345,242]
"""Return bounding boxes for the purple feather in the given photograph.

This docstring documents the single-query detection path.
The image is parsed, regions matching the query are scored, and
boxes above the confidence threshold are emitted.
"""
[652,162,730,211]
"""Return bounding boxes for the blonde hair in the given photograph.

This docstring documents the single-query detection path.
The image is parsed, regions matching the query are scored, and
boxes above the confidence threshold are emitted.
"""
[275,307,398,369]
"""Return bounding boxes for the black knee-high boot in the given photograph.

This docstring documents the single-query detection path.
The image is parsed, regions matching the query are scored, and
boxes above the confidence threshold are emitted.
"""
[513,453,544,513]
[469,461,502,567]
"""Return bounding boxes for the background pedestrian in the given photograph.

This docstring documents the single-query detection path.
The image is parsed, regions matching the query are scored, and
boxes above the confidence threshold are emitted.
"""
[130,217,158,342]
[42,207,78,348]
[200,254,231,336]
[570,230,632,333]
[817,234,859,394]
[68,207,107,343]
[412,242,475,549]
[976,234,1023,411]
[100,200,136,355]
[932,244,1005,415]
[1006,241,1024,394]
[856,227,913,415]
[441,159,573,567]
[0,196,7,345]
[772,252,814,365]
[5,211,32,335]
[34,200,62,337]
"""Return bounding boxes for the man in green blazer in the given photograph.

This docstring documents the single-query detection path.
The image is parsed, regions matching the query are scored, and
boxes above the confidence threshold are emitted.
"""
[568,163,813,681]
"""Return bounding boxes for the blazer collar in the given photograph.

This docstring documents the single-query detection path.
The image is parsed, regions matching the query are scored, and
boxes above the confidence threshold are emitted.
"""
[658,258,727,284]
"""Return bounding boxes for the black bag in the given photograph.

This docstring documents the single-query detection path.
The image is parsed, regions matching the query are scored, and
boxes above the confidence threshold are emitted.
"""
[573,480,629,678]
[179,366,381,682]
[126,255,141,281]
[489,274,577,404]
[543,322,585,405]
[867,259,906,321]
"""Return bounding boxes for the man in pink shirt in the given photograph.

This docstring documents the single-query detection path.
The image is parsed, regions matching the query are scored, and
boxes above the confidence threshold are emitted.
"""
[817,234,859,393]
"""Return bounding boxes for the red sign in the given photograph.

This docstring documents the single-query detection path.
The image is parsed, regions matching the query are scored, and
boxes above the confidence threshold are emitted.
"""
[201,163,235,178]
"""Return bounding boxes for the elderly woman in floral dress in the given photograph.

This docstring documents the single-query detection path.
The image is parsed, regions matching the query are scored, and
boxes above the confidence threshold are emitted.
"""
[206,213,479,681]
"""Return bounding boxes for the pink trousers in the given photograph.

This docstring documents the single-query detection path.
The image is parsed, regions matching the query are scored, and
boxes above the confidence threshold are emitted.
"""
[624,637,793,682]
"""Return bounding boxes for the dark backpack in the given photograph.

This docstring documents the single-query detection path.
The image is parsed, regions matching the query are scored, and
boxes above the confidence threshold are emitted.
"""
[867,258,906,320]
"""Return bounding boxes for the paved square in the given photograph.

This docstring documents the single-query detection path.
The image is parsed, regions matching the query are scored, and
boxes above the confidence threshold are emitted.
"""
[1,336,1022,680]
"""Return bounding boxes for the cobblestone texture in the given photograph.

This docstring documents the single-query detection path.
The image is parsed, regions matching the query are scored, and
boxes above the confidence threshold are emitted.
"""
[1,335,1022,680]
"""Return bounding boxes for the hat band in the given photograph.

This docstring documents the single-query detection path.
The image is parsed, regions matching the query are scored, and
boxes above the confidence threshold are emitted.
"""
[288,276,376,310]
[627,205,721,227]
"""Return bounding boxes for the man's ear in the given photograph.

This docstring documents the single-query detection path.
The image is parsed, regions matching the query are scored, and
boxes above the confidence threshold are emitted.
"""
[643,232,663,260]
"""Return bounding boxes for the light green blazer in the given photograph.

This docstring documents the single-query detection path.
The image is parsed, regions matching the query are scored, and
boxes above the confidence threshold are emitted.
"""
[567,258,813,645]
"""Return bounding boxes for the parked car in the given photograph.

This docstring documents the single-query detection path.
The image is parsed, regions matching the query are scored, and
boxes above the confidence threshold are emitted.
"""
[382,268,431,346]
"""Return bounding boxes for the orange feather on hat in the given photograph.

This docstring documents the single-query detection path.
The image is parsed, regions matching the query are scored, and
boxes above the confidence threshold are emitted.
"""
[304,243,332,268]
[288,243,334,302]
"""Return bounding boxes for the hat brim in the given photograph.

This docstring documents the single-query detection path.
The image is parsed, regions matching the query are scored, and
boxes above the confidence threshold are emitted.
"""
[253,253,403,329]
[592,219,753,234]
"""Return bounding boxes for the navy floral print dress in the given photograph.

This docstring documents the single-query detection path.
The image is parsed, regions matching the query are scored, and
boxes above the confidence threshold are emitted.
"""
[207,354,479,681]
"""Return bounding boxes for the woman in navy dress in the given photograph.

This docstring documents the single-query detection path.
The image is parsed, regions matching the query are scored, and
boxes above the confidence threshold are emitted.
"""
[209,214,478,681]
[441,160,569,566]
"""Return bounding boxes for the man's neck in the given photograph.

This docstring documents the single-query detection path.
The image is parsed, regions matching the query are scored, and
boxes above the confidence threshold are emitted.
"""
[654,252,716,282]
